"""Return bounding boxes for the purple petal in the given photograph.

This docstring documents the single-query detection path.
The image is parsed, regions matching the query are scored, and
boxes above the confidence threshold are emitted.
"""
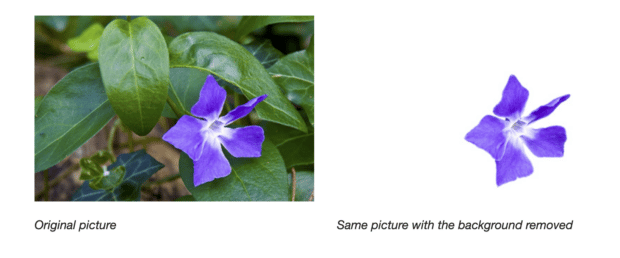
[162,115,207,161]
[524,94,570,125]
[219,126,265,158]
[193,138,231,186]
[465,115,508,160]
[220,95,268,125]
[522,126,567,158]
[493,75,529,120]
[191,75,227,122]
[495,141,533,186]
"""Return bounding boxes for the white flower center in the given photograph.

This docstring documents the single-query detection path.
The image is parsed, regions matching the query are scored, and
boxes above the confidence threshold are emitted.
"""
[505,119,533,146]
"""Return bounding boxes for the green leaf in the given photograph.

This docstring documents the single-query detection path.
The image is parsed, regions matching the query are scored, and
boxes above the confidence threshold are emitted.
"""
[268,47,314,126]
[242,39,284,69]
[175,195,196,201]
[98,17,170,136]
[161,67,210,118]
[262,122,314,168]
[169,32,307,132]
[148,16,241,34]
[289,171,314,201]
[307,35,314,57]
[72,150,164,201]
[235,16,314,41]
[67,23,103,61]
[179,139,288,201]
[35,95,44,114]
[163,40,283,118]
[35,63,115,173]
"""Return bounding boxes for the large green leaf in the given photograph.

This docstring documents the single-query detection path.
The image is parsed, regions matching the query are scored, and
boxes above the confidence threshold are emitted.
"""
[148,16,241,34]
[35,95,44,113]
[268,47,314,126]
[161,67,210,118]
[67,23,104,61]
[98,17,170,136]
[169,32,307,132]
[289,171,314,201]
[262,122,314,168]
[35,63,115,173]
[179,139,288,201]
[235,16,314,41]
[72,150,164,201]
[242,39,283,69]
[162,40,283,118]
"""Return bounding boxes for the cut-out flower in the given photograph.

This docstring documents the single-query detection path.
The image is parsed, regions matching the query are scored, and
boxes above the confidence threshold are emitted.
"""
[465,75,569,186]
[163,75,267,186]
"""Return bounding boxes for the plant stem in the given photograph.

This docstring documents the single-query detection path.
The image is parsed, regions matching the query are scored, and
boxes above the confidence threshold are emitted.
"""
[35,163,80,200]
[166,96,186,119]
[108,118,121,161]
[119,137,162,149]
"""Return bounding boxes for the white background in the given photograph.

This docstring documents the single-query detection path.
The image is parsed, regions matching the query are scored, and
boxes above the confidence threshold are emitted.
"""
[4,1,619,257]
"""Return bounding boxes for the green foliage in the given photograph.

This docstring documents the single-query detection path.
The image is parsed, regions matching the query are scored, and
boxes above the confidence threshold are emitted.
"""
[179,140,288,201]
[35,95,44,113]
[174,195,196,201]
[35,16,69,32]
[98,17,170,136]
[235,16,314,41]
[243,39,284,69]
[289,171,314,201]
[72,150,164,201]
[78,150,126,190]
[67,23,104,61]
[262,122,314,168]
[268,43,315,126]
[35,63,115,173]
[169,32,307,132]
[161,68,210,118]
[148,16,241,34]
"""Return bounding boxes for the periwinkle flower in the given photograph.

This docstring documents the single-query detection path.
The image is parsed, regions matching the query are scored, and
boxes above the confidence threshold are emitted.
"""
[465,75,569,186]
[163,75,267,186]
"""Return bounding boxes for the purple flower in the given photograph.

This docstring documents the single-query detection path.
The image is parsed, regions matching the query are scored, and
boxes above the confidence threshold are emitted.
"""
[163,75,267,186]
[465,75,569,186]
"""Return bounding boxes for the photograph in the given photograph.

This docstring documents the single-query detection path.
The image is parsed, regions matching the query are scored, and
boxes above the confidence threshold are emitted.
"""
[34,16,314,201]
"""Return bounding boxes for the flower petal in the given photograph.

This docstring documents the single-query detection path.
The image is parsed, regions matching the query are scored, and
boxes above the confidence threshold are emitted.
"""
[191,75,227,122]
[219,126,265,158]
[524,94,570,124]
[495,141,533,186]
[522,126,567,158]
[493,75,529,120]
[220,95,268,125]
[193,138,231,186]
[465,115,508,160]
[162,115,207,161]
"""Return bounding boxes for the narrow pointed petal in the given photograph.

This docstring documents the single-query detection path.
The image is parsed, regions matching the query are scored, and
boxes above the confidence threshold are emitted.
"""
[191,75,227,122]
[219,126,265,158]
[220,95,268,125]
[465,115,508,160]
[193,138,231,186]
[524,94,570,124]
[495,141,533,186]
[493,75,529,120]
[522,126,567,157]
[162,115,207,161]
